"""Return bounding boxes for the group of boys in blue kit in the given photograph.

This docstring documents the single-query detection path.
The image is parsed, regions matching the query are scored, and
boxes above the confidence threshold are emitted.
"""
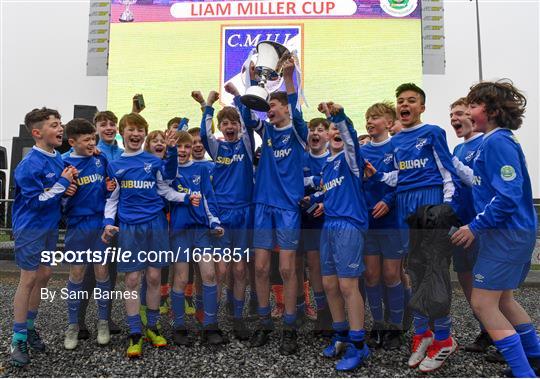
[9,66,540,377]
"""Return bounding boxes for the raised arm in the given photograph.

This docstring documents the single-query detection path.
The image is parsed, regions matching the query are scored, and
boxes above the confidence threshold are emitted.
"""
[15,161,74,211]
[326,104,363,177]
[432,127,460,204]
[200,168,221,229]
[283,58,308,146]
[161,128,179,180]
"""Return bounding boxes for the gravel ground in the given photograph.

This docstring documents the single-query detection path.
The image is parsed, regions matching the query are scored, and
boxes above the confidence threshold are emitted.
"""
[0,276,538,378]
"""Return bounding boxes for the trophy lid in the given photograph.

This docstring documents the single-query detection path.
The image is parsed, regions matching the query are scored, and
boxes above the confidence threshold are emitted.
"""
[256,41,289,58]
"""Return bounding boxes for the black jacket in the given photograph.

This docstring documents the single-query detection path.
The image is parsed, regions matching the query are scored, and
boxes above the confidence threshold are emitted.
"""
[406,204,462,319]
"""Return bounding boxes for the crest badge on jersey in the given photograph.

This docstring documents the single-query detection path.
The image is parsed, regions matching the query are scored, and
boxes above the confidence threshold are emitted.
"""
[500,165,517,181]
[281,134,291,145]
[383,153,393,165]
[465,150,476,162]
[192,175,201,185]
[144,163,152,173]
[415,138,428,150]
[333,160,341,171]
[95,158,102,167]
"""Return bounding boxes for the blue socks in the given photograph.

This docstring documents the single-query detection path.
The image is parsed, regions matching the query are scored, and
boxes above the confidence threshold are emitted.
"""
[313,291,327,311]
[67,280,83,325]
[494,333,536,378]
[12,322,28,343]
[434,316,452,341]
[349,329,366,349]
[387,282,404,326]
[284,312,297,327]
[127,314,142,335]
[226,288,234,305]
[413,313,451,340]
[258,306,272,326]
[365,284,384,323]
[233,297,245,319]
[333,321,350,341]
[202,284,218,326]
[95,279,111,320]
[146,308,159,329]
[515,323,540,358]
[413,312,430,335]
[27,309,38,330]
[171,290,185,328]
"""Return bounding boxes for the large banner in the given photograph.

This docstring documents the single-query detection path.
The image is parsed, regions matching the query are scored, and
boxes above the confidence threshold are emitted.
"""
[107,0,422,131]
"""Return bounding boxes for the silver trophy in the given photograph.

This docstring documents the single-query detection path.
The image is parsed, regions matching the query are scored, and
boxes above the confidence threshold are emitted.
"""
[240,41,290,112]
[119,0,137,22]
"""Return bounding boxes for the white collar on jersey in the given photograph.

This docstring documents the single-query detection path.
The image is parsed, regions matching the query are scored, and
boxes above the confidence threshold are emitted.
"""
[369,136,392,147]
[33,146,57,157]
[400,123,426,133]
[69,152,92,158]
[309,150,330,159]
[272,123,293,131]
[463,133,484,144]
[179,160,194,168]
[327,150,344,162]
[121,149,144,157]
[483,127,503,139]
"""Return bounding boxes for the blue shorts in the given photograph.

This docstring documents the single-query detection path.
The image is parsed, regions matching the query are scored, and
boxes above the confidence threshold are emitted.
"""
[170,227,212,263]
[253,203,300,251]
[216,206,252,255]
[364,228,406,260]
[320,218,365,278]
[14,229,58,271]
[452,242,479,273]
[117,214,170,272]
[397,186,443,252]
[64,215,108,265]
[473,256,530,290]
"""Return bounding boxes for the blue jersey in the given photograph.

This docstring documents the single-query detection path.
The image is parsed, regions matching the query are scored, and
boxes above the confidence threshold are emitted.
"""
[97,140,124,161]
[360,138,397,229]
[192,159,215,177]
[389,123,460,204]
[12,147,70,233]
[452,133,483,224]
[239,93,308,211]
[317,111,368,230]
[62,153,110,222]
[303,150,329,195]
[200,105,254,209]
[169,161,221,230]
[469,128,537,263]
[104,148,185,226]
[61,140,124,161]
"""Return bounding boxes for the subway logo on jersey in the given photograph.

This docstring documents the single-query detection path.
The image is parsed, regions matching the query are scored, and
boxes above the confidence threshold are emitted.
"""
[399,158,428,170]
[76,173,104,186]
[274,148,292,158]
[121,180,155,189]
[323,176,345,192]
[216,154,245,165]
